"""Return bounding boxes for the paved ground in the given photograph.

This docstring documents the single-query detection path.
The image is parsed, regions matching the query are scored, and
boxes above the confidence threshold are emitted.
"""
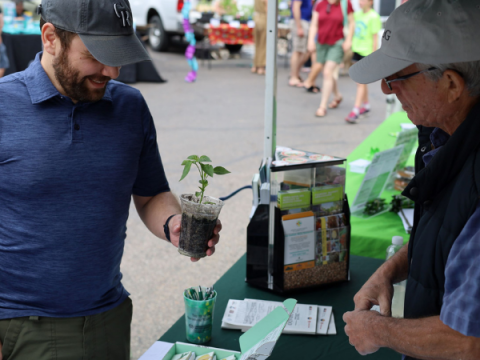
[121,44,388,359]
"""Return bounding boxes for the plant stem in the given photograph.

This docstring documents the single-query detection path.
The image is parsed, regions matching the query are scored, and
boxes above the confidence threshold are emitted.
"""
[195,162,205,204]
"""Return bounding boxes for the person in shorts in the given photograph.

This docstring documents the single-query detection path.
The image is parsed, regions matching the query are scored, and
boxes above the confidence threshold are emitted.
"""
[0,5,10,78]
[288,0,312,87]
[307,0,355,117]
[345,0,381,123]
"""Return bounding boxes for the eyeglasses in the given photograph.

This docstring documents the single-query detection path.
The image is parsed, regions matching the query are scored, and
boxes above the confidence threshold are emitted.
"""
[383,67,437,91]
[327,3,331,13]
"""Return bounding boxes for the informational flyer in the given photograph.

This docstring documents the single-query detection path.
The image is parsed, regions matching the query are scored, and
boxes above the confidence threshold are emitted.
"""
[281,212,316,266]
[394,127,418,170]
[351,146,404,214]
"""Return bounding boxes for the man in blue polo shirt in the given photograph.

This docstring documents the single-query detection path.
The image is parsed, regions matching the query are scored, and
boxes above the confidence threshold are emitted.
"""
[0,0,221,358]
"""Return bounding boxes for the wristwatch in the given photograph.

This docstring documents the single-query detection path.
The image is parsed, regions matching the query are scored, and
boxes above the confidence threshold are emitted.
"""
[163,214,177,242]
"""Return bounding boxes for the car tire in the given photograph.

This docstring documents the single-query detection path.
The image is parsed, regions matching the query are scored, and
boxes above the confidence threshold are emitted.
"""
[149,15,169,52]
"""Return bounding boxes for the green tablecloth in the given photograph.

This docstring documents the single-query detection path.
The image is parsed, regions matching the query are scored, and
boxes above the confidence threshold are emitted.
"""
[160,254,400,359]
[347,112,414,259]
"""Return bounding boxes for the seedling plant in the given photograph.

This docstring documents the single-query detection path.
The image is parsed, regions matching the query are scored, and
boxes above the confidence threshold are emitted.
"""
[180,155,230,205]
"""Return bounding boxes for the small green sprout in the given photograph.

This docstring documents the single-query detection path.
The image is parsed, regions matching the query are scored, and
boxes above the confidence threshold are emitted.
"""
[180,155,231,205]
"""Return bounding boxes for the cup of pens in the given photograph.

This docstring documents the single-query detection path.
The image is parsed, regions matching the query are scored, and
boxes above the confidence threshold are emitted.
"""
[184,286,217,344]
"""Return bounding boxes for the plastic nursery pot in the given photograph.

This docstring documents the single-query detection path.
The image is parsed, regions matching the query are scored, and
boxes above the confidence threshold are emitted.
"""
[179,194,224,258]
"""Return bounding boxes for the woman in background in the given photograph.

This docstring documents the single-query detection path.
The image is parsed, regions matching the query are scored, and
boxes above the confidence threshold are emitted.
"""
[308,0,354,117]
[251,0,267,75]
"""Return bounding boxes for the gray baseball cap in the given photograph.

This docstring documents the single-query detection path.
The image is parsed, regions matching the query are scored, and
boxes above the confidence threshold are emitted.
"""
[38,0,150,67]
[349,0,480,84]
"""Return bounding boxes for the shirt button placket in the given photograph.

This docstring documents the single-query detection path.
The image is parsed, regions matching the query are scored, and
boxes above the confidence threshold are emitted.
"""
[71,107,82,142]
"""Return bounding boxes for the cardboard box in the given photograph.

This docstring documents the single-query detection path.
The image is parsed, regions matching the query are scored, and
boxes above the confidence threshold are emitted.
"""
[140,299,297,360]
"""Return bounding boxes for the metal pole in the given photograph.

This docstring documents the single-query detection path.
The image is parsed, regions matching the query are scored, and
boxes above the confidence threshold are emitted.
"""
[263,0,278,159]
[263,0,278,290]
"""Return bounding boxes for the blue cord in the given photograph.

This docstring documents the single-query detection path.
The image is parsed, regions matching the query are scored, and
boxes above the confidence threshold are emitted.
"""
[219,185,252,201]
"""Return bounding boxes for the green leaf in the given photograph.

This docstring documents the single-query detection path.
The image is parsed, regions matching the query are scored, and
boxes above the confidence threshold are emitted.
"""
[187,155,199,161]
[179,161,192,181]
[181,160,193,166]
[199,180,208,186]
[199,156,212,162]
[195,191,202,197]
[213,166,231,175]
[201,163,214,177]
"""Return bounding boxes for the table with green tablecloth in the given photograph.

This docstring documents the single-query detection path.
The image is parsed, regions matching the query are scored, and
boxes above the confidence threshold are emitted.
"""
[348,111,415,259]
[159,254,400,359]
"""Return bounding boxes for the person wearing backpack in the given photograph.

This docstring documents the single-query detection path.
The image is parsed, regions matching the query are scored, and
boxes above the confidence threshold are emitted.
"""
[307,0,354,117]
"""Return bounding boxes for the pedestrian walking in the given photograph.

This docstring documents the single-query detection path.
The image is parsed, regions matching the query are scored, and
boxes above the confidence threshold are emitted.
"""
[252,0,267,75]
[308,0,355,117]
[288,0,313,87]
[345,0,381,123]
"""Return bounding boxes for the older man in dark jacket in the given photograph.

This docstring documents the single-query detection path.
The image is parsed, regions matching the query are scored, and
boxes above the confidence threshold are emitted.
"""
[343,1,480,359]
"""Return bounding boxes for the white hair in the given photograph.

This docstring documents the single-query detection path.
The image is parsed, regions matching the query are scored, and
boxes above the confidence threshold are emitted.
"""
[416,61,480,97]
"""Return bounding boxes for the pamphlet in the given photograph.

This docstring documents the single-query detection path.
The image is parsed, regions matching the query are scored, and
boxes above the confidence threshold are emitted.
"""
[222,299,336,335]
[281,212,316,266]
[393,127,418,170]
[351,146,404,215]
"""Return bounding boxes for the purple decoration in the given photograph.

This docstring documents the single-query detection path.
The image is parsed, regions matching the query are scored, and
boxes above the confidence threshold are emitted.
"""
[182,0,198,83]
[185,71,197,83]
[185,45,196,60]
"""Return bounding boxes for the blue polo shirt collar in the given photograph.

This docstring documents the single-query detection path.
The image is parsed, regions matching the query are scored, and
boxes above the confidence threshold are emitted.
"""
[25,52,113,105]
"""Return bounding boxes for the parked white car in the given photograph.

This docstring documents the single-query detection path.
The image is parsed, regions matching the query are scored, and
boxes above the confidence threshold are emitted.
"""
[130,0,198,52]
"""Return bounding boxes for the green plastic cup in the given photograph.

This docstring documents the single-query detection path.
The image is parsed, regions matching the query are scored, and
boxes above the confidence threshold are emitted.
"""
[184,289,217,344]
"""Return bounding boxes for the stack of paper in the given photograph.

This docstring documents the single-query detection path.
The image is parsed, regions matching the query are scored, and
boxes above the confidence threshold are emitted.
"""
[221,299,336,335]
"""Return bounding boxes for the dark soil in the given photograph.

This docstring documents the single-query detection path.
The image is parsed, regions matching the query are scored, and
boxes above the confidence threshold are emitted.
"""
[179,213,218,258]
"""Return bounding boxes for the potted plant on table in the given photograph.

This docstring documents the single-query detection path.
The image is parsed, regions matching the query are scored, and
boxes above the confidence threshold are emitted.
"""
[178,155,230,258]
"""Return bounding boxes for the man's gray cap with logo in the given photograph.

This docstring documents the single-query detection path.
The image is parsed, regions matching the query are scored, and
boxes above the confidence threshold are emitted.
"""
[349,0,480,84]
[37,0,150,67]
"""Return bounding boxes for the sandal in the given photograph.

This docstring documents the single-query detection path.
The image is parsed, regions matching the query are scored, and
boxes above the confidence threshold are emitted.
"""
[256,68,266,75]
[328,96,343,109]
[288,76,304,87]
[305,85,320,93]
[315,107,327,117]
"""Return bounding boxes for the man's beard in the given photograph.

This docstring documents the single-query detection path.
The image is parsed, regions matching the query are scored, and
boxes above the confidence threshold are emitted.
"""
[53,49,111,103]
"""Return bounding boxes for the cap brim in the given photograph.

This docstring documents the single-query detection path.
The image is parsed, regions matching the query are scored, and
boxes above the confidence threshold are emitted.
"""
[349,48,414,84]
[79,33,151,67]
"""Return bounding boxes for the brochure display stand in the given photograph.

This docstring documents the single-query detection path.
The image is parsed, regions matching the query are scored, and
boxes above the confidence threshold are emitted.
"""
[246,147,351,294]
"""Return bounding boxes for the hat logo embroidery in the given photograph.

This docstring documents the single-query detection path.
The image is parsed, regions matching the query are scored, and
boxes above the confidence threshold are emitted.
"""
[383,30,391,41]
[114,3,131,27]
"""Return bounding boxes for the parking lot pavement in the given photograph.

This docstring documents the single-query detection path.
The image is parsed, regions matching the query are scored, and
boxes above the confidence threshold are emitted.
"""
[122,45,389,359]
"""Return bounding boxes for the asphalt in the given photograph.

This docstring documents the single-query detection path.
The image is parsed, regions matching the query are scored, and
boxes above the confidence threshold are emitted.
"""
[122,44,389,359]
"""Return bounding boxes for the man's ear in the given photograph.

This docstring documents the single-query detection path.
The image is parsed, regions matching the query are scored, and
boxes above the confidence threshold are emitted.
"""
[41,22,58,56]
[443,69,466,104]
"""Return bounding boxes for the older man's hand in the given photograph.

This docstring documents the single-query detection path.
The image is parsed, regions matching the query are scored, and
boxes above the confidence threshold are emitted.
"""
[353,272,394,316]
[343,310,382,355]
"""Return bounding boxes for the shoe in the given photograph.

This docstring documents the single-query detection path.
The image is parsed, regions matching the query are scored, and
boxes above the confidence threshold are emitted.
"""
[359,106,370,116]
[328,96,343,109]
[345,110,359,123]
[305,85,320,93]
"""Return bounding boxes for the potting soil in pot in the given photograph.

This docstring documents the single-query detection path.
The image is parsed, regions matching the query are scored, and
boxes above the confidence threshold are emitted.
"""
[179,214,217,258]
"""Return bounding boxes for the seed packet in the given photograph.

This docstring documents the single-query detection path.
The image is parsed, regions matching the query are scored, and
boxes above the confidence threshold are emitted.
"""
[195,352,216,360]
[173,352,196,360]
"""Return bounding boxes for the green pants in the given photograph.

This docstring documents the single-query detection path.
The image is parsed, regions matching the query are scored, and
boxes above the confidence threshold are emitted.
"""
[0,297,132,360]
